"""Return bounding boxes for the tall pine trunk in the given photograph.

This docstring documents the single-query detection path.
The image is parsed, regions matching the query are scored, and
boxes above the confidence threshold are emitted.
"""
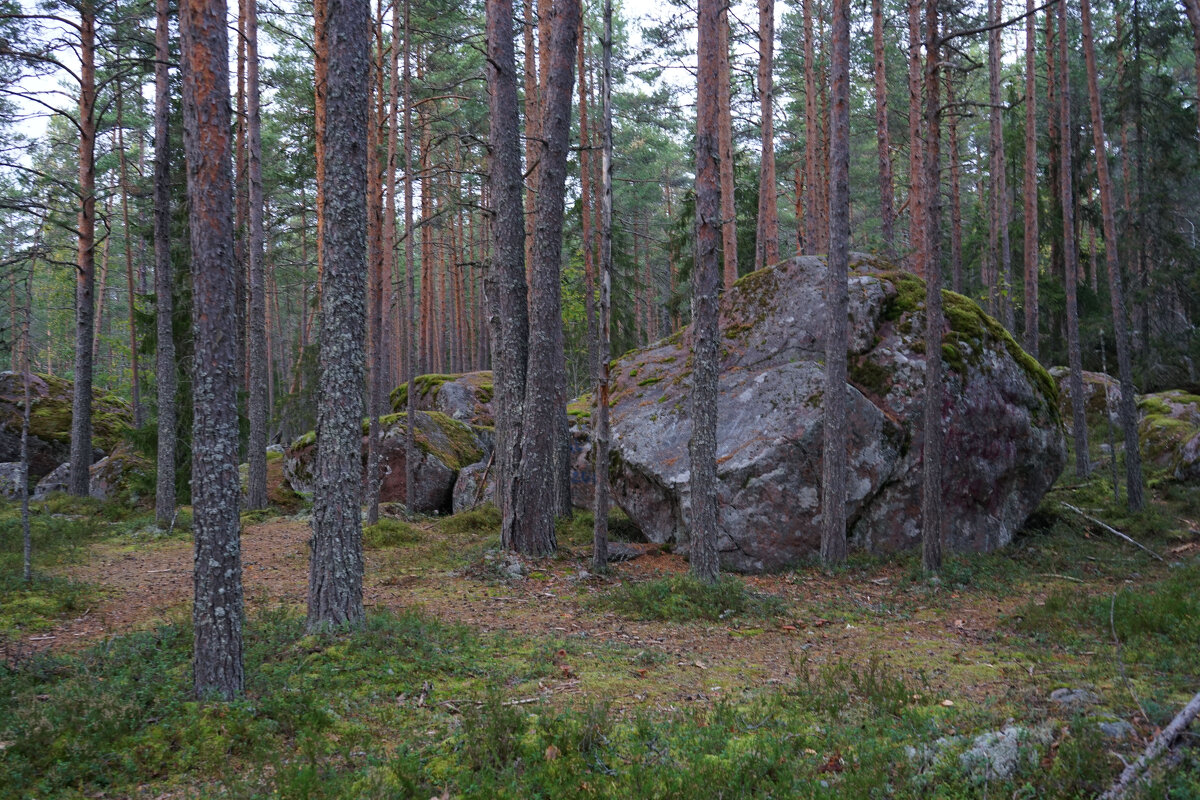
[1056,0,1090,477]
[1023,0,1040,357]
[69,0,96,497]
[308,0,368,631]
[154,0,176,529]
[181,0,245,698]
[691,0,722,583]
[1080,0,1144,510]
[921,0,943,573]
[755,0,779,271]
[872,0,896,256]
[718,10,738,287]
[821,0,850,568]
[906,0,924,273]
[513,0,580,554]
[592,0,614,572]
[246,0,269,510]
[987,0,1013,329]
[485,0,531,549]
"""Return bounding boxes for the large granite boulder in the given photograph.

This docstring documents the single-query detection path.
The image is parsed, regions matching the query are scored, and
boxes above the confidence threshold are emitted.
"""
[596,255,1065,572]
[0,372,131,480]
[390,372,495,427]
[283,411,487,514]
[1137,391,1200,482]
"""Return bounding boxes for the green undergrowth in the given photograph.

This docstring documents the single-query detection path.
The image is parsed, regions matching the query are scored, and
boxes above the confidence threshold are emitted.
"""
[363,518,422,549]
[556,508,645,548]
[595,574,788,623]
[2,604,1181,799]
[0,497,124,638]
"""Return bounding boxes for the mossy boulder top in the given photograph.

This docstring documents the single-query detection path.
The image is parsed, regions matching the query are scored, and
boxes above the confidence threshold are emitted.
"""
[598,254,1065,573]
[390,371,495,428]
[0,371,132,479]
[1137,390,1200,482]
[283,410,488,514]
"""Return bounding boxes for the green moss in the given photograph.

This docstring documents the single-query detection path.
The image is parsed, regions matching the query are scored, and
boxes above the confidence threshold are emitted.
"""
[848,359,893,397]
[567,394,593,421]
[291,411,482,470]
[636,376,662,387]
[874,272,1058,416]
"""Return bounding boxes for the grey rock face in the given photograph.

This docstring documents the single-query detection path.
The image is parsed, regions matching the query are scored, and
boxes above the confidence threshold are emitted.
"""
[594,255,1065,572]
[32,463,69,500]
[453,461,495,512]
[1049,687,1100,711]
[0,462,27,500]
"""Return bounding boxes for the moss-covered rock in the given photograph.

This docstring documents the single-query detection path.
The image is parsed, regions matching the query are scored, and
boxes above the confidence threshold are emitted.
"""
[1137,390,1200,481]
[389,371,495,426]
[283,410,487,514]
[0,372,132,479]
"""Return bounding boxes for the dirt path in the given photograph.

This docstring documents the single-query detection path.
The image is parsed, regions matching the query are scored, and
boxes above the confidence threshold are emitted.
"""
[20,515,1078,711]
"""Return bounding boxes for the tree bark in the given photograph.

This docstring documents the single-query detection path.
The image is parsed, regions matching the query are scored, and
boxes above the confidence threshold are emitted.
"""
[524,0,539,280]
[592,0,614,572]
[181,0,245,698]
[365,2,386,525]
[68,0,96,497]
[947,72,963,294]
[755,0,779,271]
[921,0,943,574]
[802,0,819,254]
[1081,0,1144,510]
[1181,0,1200,148]
[246,0,268,510]
[691,0,722,583]
[871,0,896,256]
[308,0,368,631]
[1056,0,1090,477]
[821,0,850,568]
[154,0,176,529]
[115,81,143,428]
[906,0,924,274]
[485,0,531,549]
[404,0,419,514]
[578,17,598,380]
[1023,0,1040,357]
[718,9,738,287]
[988,0,1014,329]
[513,0,580,554]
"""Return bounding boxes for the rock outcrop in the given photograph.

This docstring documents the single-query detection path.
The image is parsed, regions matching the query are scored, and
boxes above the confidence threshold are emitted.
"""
[0,372,131,479]
[30,442,150,502]
[283,411,487,514]
[1137,390,1200,482]
[593,255,1064,572]
[1049,367,1122,428]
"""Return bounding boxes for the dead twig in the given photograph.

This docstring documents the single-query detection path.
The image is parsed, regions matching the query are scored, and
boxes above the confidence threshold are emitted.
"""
[1059,503,1165,562]
[1099,689,1200,800]
[1039,573,1086,584]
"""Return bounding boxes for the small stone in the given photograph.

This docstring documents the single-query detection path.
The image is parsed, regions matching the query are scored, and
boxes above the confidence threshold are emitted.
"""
[1049,688,1099,711]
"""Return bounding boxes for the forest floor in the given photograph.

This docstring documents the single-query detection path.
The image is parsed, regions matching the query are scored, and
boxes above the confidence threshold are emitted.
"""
[2,475,1199,798]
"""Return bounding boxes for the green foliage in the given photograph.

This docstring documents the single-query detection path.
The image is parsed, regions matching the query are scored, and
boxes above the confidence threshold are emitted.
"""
[596,574,787,622]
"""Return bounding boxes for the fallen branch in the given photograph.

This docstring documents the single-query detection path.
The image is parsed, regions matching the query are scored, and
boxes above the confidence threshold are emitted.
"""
[1098,689,1200,800]
[1039,573,1086,584]
[1059,503,1165,562]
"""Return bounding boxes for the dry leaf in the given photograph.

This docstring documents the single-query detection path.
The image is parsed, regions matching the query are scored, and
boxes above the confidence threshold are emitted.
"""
[545,744,560,761]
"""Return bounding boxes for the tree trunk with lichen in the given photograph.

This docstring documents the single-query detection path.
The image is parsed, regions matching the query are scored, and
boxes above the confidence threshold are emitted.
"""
[181,0,245,698]
[154,0,176,529]
[307,0,368,631]
[691,0,721,584]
